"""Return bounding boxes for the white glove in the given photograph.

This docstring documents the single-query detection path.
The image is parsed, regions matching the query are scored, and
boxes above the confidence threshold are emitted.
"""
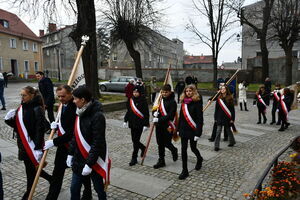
[194,136,200,141]
[36,151,43,162]
[43,140,54,150]
[276,109,279,112]
[153,118,159,123]
[51,122,58,129]
[143,126,148,132]
[82,164,92,176]
[153,111,159,117]
[66,155,73,168]
[123,122,128,128]
[4,109,16,120]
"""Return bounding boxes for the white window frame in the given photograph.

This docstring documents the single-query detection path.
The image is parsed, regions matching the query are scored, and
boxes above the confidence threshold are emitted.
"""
[32,43,38,52]
[0,57,3,71]
[24,60,29,72]
[149,52,152,61]
[112,53,117,61]
[10,38,16,48]
[46,37,50,43]
[3,20,9,28]
[34,62,39,71]
[46,50,50,56]
[23,40,29,50]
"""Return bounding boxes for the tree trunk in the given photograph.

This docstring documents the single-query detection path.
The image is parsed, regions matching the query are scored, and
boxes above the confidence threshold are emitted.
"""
[125,41,143,79]
[284,48,293,86]
[260,36,269,82]
[212,56,218,88]
[69,0,100,98]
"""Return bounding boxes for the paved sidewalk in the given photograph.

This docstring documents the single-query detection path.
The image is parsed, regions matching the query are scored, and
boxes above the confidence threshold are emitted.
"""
[0,83,299,199]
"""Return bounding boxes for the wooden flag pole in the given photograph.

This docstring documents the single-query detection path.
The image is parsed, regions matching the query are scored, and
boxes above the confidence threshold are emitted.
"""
[202,69,240,112]
[28,35,90,200]
[141,65,171,165]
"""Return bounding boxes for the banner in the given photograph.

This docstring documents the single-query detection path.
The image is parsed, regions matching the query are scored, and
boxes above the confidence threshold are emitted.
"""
[69,57,86,88]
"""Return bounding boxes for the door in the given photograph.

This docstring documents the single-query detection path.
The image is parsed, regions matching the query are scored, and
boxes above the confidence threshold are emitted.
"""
[11,59,18,76]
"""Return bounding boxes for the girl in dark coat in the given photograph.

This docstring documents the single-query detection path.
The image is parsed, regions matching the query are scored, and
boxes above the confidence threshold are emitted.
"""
[5,86,51,200]
[177,85,203,180]
[254,85,269,124]
[278,88,293,131]
[270,84,281,125]
[124,86,149,166]
[213,86,236,151]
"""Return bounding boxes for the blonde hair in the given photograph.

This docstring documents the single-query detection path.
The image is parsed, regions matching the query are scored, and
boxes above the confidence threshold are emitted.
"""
[180,84,201,103]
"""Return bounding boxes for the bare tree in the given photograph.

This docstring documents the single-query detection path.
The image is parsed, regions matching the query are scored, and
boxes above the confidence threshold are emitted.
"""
[101,0,162,79]
[187,0,237,88]
[270,0,300,85]
[9,0,100,97]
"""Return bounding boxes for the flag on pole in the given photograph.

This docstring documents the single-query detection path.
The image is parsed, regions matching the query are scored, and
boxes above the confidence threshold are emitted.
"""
[69,57,86,88]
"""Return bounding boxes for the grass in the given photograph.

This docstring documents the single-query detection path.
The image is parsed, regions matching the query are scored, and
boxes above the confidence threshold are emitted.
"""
[99,94,126,103]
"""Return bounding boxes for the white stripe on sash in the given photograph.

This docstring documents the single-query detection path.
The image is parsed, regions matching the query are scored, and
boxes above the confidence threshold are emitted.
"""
[182,103,197,130]
[130,98,144,119]
[218,98,232,119]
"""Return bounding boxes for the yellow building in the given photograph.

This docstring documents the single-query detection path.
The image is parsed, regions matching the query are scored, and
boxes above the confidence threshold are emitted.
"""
[0,9,42,79]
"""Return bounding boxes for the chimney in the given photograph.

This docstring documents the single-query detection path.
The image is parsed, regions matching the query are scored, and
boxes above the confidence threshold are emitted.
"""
[39,30,44,37]
[48,23,57,33]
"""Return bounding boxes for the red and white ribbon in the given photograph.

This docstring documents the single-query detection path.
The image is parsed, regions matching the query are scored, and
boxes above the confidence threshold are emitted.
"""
[159,99,177,132]
[257,94,267,113]
[280,95,288,120]
[57,111,69,149]
[15,106,42,167]
[217,98,232,119]
[74,117,111,185]
[181,103,197,130]
[130,98,144,119]
[273,92,280,102]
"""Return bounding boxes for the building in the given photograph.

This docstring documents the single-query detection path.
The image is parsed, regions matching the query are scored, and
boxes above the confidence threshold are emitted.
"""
[109,30,184,69]
[0,9,42,78]
[183,55,213,69]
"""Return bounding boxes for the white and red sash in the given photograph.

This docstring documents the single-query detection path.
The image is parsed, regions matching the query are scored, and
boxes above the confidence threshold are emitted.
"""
[74,117,111,185]
[159,99,177,132]
[130,98,144,119]
[273,91,280,102]
[15,106,42,167]
[181,103,197,130]
[280,95,289,120]
[217,98,232,119]
[257,94,267,113]
[57,111,69,149]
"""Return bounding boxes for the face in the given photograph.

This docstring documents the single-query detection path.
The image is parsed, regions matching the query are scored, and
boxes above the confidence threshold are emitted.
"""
[35,74,43,81]
[57,89,72,104]
[133,90,140,98]
[220,86,226,94]
[162,90,171,98]
[261,87,265,92]
[185,88,193,98]
[73,96,86,109]
[20,89,33,103]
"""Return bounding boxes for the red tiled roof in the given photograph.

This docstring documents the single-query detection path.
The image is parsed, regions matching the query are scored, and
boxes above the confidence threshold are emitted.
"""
[0,9,42,42]
[183,55,213,64]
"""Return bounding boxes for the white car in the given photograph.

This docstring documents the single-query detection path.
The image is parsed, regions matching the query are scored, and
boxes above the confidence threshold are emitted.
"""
[99,76,137,92]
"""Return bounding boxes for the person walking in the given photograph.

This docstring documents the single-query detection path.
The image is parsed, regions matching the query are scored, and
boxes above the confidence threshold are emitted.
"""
[278,88,293,131]
[68,87,109,200]
[213,85,236,151]
[149,76,158,103]
[123,86,149,166]
[3,72,8,88]
[0,73,6,110]
[152,84,178,169]
[177,85,203,180]
[238,80,248,111]
[270,84,281,125]
[254,85,269,124]
[4,86,52,200]
[43,85,91,200]
[35,71,55,122]
[264,77,272,105]
[175,78,185,103]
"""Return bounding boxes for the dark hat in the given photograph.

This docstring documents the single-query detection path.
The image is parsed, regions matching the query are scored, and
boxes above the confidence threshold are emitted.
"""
[133,86,142,93]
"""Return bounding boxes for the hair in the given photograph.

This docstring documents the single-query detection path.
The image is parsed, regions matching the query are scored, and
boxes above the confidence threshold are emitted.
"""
[161,84,171,91]
[22,86,45,106]
[72,86,92,102]
[56,85,73,93]
[35,71,44,76]
[180,84,201,102]
[219,85,234,106]
[256,85,265,94]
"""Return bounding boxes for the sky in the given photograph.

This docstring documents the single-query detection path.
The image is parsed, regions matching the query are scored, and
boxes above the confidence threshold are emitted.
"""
[0,0,257,64]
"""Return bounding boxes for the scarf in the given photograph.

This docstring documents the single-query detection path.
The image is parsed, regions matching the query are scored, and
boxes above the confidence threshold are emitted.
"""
[184,97,193,104]
[76,102,92,116]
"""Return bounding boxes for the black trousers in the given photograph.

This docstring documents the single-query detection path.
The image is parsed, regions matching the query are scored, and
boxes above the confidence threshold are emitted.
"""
[155,127,176,159]
[151,93,156,103]
[46,104,55,122]
[210,122,228,140]
[257,107,267,122]
[271,105,281,123]
[181,138,202,171]
[45,146,91,200]
[279,111,288,127]
[130,127,146,158]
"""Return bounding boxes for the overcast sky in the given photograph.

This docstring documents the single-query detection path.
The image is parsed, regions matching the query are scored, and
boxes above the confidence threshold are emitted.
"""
[1,0,258,64]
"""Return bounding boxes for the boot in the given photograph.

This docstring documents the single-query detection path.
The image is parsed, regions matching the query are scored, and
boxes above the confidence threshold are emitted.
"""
[257,121,261,124]
[270,121,276,125]
[195,157,203,170]
[239,103,243,111]
[129,157,138,166]
[244,102,248,111]
[153,158,166,169]
[276,121,281,125]
[178,170,189,180]
[263,117,267,124]
[284,122,290,129]
[81,190,92,200]
[172,148,178,162]
[278,126,285,131]
[1,107,6,110]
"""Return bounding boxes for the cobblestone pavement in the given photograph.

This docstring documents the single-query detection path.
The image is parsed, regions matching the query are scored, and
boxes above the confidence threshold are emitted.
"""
[0,83,299,200]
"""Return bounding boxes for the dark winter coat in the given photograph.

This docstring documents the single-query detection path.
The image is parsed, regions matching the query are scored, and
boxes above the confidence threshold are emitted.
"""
[279,94,293,112]
[156,93,177,131]
[178,98,203,139]
[5,95,48,160]
[38,77,55,106]
[124,96,149,128]
[69,100,107,175]
[175,81,185,96]
[214,96,235,126]
[254,91,269,111]
[270,90,281,109]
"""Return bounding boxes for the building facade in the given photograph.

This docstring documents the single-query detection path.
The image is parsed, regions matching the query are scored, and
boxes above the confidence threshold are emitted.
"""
[0,9,42,78]
[183,55,213,69]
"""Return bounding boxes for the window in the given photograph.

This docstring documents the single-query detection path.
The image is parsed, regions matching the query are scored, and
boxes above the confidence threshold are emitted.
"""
[54,34,58,41]
[34,62,38,71]
[0,20,9,28]
[119,78,126,82]
[10,38,16,48]
[292,50,298,58]
[0,57,3,71]
[46,50,50,56]
[32,43,37,52]
[46,37,50,43]
[149,52,152,61]
[24,61,29,72]
[256,51,262,57]
[112,53,117,61]
[23,40,28,50]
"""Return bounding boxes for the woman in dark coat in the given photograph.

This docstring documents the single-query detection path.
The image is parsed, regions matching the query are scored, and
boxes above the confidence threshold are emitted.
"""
[177,85,203,180]
[124,86,149,166]
[278,88,293,131]
[254,85,269,124]
[5,86,51,200]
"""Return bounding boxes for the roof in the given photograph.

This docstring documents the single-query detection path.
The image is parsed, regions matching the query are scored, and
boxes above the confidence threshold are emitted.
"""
[0,9,42,42]
[40,24,76,38]
[183,55,213,64]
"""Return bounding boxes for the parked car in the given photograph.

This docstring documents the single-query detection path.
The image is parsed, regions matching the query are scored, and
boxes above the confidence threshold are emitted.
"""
[99,76,137,92]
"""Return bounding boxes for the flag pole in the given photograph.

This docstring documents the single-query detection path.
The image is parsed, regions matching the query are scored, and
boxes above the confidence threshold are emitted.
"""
[141,65,171,165]
[28,35,90,200]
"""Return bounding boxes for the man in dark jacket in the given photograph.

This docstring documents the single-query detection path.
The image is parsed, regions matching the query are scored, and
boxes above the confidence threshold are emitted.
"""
[175,78,185,103]
[43,85,91,200]
[152,84,178,169]
[36,71,55,122]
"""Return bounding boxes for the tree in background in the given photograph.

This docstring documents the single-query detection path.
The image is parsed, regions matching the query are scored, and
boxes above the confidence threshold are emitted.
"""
[97,27,110,67]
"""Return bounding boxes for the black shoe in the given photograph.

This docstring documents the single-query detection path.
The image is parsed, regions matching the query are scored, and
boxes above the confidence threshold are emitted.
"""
[263,119,267,124]
[278,127,285,132]
[257,121,261,124]
[223,138,228,141]
[172,148,178,162]
[270,121,275,125]
[214,147,220,151]
[284,123,290,129]
[276,122,281,125]
[81,191,92,200]
[245,109,249,111]
[178,170,189,180]
[228,143,235,147]
[1,107,6,110]
[195,157,203,170]
[140,146,146,157]
[129,158,137,166]
[208,138,214,142]
[153,159,166,169]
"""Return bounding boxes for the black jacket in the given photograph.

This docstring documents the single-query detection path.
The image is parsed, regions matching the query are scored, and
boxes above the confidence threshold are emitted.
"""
[178,98,203,139]
[69,100,106,175]
[254,91,269,110]
[38,77,55,106]
[214,96,235,125]
[279,94,293,112]
[53,100,77,147]
[5,96,47,160]
[175,81,185,95]
[271,90,281,108]
[156,93,177,130]
[124,96,149,128]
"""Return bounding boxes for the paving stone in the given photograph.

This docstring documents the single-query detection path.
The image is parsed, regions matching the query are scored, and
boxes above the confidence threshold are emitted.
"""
[240,123,277,132]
